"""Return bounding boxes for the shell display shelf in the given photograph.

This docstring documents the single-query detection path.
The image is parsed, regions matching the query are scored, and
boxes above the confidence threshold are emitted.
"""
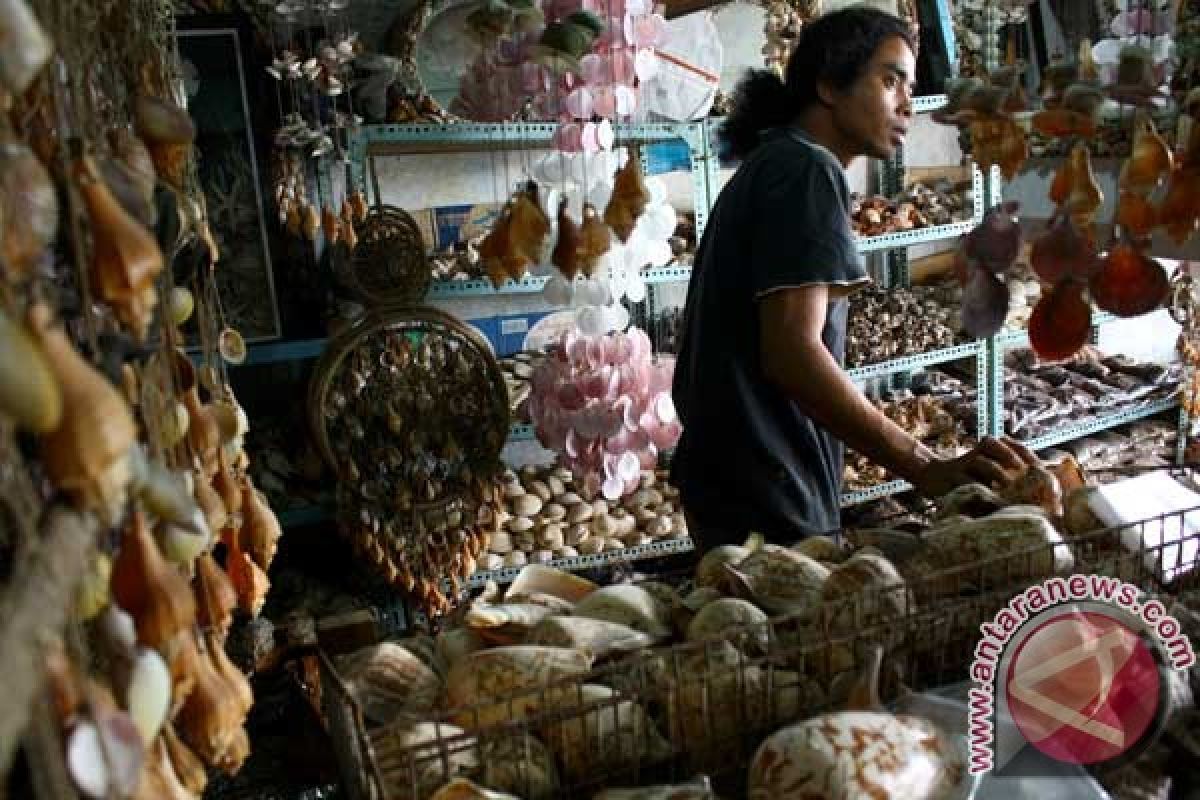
[309,304,510,619]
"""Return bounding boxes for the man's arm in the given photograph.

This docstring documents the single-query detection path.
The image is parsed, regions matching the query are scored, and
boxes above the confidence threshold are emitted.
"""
[759,284,1028,495]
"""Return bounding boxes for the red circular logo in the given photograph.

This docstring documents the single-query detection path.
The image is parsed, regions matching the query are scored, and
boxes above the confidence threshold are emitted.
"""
[1004,610,1161,765]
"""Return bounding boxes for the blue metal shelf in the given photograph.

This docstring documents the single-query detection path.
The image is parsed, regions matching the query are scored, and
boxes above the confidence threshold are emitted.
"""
[240,337,328,366]
[995,311,1120,350]
[841,479,912,508]
[428,275,549,297]
[913,95,948,113]
[847,341,984,381]
[465,536,694,588]
[855,218,975,253]
[1022,396,1181,451]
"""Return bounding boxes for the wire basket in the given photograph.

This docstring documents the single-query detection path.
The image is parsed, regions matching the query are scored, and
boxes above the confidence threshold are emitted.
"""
[318,498,1200,800]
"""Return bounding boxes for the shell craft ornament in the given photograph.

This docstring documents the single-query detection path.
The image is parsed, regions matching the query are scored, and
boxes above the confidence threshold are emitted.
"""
[578,202,612,276]
[604,147,650,242]
[75,156,165,341]
[0,127,58,281]
[551,197,583,279]
[31,305,136,525]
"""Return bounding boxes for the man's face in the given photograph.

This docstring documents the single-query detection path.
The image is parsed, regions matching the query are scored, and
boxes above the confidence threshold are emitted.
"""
[825,35,916,161]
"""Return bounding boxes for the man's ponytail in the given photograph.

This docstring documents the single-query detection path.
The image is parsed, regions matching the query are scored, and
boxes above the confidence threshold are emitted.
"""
[719,69,795,161]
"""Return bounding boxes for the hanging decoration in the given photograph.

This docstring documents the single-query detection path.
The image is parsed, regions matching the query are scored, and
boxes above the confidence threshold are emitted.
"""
[939,0,1200,364]
[527,326,681,500]
[0,0,283,792]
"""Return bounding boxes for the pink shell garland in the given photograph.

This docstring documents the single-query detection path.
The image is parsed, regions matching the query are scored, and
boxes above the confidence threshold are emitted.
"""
[530,326,680,499]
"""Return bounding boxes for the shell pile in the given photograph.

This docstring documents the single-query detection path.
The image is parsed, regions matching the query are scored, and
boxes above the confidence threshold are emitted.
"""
[499,351,546,419]
[846,286,965,367]
[1001,346,1182,441]
[1042,418,1178,479]
[430,241,484,283]
[844,380,976,492]
[480,465,690,571]
[850,179,972,238]
[348,464,1086,798]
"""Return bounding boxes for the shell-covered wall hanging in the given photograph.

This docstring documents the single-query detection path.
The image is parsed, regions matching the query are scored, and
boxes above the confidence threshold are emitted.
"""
[309,305,511,619]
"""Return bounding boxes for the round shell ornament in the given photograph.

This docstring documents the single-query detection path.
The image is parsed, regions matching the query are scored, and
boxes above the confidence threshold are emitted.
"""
[309,305,509,619]
[339,204,431,305]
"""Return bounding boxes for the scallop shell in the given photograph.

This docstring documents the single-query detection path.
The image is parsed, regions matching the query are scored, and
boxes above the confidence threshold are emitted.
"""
[747,711,966,800]
[336,643,442,725]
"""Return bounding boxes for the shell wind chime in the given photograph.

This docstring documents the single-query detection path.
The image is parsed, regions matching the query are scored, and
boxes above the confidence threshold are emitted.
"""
[0,2,287,794]
[938,11,1200,362]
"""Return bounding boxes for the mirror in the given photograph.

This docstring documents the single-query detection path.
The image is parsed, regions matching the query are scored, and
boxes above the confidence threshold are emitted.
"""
[414,0,483,112]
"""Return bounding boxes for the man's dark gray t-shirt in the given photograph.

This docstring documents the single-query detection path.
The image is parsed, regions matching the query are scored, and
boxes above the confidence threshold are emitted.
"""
[669,127,868,546]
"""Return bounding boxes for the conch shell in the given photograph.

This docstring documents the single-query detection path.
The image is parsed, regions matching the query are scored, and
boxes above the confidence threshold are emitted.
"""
[429,778,519,800]
[0,0,52,94]
[747,711,967,799]
[110,513,197,649]
[133,94,195,190]
[723,545,829,616]
[0,305,62,433]
[571,584,673,639]
[480,734,560,800]
[506,563,597,604]
[336,642,443,725]
[0,130,58,280]
[551,197,582,279]
[76,156,164,340]
[371,721,480,800]
[578,202,611,276]
[526,615,656,660]
[240,479,281,571]
[1120,115,1173,191]
[32,304,136,525]
[1063,142,1103,228]
[685,597,770,655]
[446,646,594,728]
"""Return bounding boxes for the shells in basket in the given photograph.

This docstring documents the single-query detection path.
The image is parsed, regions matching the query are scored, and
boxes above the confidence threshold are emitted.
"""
[747,711,968,800]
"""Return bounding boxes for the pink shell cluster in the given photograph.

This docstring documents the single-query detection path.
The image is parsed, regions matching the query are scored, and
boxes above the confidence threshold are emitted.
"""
[451,0,667,152]
[528,326,681,499]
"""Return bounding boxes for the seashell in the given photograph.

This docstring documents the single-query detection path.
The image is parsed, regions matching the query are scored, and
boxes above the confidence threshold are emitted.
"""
[465,584,557,640]
[0,0,53,94]
[579,537,605,555]
[542,502,567,521]
[512,493,544,517]
[634,507,659,525]
[646,516,672,538]
[75,156,164,340]
[504,481,527,499]
[126,648,171,745]
[481,734,560,800]
[532,549,554,564]
[527,615,656,660]
[507,516,535,533]
[630,488,664,508]
[567,503,594,524]
[218,328,246,365]
[32,306,136,525]
[193,551,236,636]
[537,683,672,782]
[240,480,282,571]
[694,544,750,589]
[592,513,617,538]
[687,597,770,654]
[505,551,528,568]
[488,532,514,554]
[747,711,967,800]
[372,721,479,800]
[791,534,845,562]
[934,482,1005,518]
[336,642,442,725]
[507,563,597,604]
[593,777,718,799]
[573,584,672,639]
[822,551,912,635]
[559,491,583,505]
[724,545,829,616]
[176,632,243,765]
[162,722,207,794]
[565,523,591,546]
[111,512,196,649]
[483,553,504,570]
[529,480,552,501]
[226,532,270,616]
[430,778,520,800]
[546,475,566,495]
[0,133,58,280]
[537,524,564,550]
[206,630,253,720]
[446,646,594,728]
[0,305,61,433]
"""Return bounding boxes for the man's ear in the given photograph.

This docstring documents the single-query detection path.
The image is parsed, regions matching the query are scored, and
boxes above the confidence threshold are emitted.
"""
[815,79,839,108]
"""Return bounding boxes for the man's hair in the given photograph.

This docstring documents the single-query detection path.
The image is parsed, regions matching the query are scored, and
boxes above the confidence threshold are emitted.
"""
[720,6,916,160]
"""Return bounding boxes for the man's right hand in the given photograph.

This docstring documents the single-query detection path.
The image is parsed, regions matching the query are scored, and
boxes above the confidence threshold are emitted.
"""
[912,436,1037,498]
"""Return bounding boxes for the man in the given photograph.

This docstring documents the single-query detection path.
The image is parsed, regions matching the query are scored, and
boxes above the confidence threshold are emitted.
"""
[670,6,1030,551]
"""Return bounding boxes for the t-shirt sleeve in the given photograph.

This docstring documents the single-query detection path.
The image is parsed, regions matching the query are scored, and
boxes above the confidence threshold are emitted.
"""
[748,157,868,299]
